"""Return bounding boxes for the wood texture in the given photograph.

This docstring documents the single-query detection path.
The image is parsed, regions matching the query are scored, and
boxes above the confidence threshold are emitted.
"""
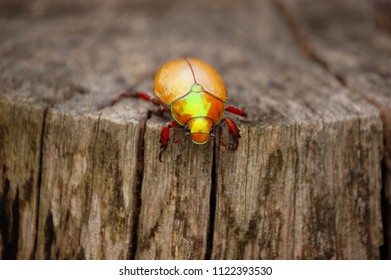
[278,0,391,258]
[137,117,213,259]
[0,0,385,259]
[0,98,46,259]
[35,108,144,259]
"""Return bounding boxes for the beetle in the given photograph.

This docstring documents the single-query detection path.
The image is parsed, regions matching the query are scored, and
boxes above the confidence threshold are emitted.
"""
[112,57,246,162]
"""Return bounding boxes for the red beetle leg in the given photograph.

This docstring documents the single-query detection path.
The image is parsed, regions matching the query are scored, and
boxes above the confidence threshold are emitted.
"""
[225,105,247,117]
[218,139,227,148]
[111,91,133,105]
[153,105,171,116]
[225,117,241,150]
[211,131,227,148]
[133,93,171,115]
[112,91,170,115]
[134,92,163,106]
[159,121,181,162]
[112,91,162,106]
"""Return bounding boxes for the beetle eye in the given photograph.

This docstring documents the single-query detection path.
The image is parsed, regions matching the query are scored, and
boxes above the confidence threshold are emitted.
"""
[210,125,215,135]
[185,125,190,133]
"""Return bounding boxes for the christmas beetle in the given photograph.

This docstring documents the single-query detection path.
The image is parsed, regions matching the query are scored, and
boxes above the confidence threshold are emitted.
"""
[113,57,246,162]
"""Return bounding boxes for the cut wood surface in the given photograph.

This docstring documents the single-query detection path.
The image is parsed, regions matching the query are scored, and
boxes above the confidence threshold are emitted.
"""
[0,0,386,259]
[278,0,391,258]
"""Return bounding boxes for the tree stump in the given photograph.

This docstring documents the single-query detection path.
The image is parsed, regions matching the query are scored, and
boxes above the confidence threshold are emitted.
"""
[0,0,387,259]
[278,0,391,259]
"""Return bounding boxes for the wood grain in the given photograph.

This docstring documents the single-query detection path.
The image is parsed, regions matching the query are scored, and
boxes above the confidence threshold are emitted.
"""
[278,0,391,258]
[0,0,385,259]
[0,98,46,259]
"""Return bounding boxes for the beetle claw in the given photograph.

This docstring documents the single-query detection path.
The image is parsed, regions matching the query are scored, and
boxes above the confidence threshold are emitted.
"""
[230,137,239,151]
[159,145,167,163]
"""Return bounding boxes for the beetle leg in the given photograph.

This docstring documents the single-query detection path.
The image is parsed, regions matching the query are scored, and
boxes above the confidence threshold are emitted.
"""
[111,91,160,106]
[225,105,247,117]
[210,130,227,148]
[224,117,241,150]
[132,93,171,115]
[159,121,181,162]
[149,104,170,117]
[111,91,134,105]
[112,91,170,115]
[218,139,227,148]
[133,92,164,106]
[112,91,160,105]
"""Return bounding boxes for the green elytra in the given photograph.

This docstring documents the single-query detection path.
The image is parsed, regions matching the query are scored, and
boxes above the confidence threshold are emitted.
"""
[170,83,225,144]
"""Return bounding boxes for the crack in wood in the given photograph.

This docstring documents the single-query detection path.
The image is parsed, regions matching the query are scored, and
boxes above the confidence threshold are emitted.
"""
[86,113,102,228]
[365,97,391,259]
[87,113,110,259]
[205,126,221,259]
[130,115,148,259]
[31,106,48,259]
[291,124,299,259]
[0,175,15,259]
[0,104,19,259]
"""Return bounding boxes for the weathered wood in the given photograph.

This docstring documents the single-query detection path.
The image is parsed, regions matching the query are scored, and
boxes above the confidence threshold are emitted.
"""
[137,117,213,259]
[0,0,384,259]
[35,108,144,259]
[0,98,46,259]
[203,0,382,259]
[278,0,391,258]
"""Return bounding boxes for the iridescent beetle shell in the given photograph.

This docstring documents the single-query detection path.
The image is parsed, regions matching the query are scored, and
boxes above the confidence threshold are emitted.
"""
[154,57,227,144]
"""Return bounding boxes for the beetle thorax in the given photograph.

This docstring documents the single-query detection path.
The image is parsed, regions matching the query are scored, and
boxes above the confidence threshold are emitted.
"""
[170,83,225,131]
[186,117,214,144]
